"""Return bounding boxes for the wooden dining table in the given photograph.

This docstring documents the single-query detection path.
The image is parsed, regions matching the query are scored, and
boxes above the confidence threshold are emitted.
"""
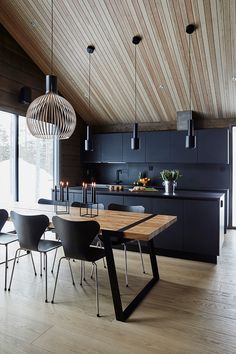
[2,202,177,322]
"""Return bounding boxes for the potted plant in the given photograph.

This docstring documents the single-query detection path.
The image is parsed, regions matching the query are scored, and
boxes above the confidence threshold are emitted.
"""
[160,169,181,194]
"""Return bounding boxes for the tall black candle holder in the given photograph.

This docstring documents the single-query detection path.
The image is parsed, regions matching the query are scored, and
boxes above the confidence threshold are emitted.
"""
[54,200,70,215]
[79,202,99,218]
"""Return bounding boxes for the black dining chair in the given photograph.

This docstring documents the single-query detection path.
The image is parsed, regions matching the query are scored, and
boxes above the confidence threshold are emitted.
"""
[100,203,146,287]
[0,209,19,290]
[8,211,61,302]
[51,216,104,317]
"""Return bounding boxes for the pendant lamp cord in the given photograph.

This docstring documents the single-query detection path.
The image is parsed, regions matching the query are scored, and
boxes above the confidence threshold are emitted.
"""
[188,32,191,111]
[88,52,91,113]
[134,43,137,122]
[50,0,54,75]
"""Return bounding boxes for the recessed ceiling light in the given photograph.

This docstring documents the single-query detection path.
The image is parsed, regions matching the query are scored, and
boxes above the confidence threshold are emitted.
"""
[232,76,236,82]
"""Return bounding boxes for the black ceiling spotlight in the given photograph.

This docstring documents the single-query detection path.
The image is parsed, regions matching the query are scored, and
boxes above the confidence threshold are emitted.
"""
[85,45,95,152]
[131,35,142,150]
[185,23,196,149]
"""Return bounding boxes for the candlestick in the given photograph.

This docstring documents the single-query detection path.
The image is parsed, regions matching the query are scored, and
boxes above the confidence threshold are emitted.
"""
[92,182,96,203]
[59,181,62,201]
[54,185,57,201]
[84,183,87,204]
[66,181,69,201]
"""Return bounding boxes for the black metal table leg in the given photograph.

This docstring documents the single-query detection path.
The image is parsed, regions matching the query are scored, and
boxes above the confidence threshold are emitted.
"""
[102,231,160,322]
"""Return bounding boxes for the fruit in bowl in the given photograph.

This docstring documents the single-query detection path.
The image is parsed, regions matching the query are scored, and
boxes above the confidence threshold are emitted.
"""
[138,177,150,187]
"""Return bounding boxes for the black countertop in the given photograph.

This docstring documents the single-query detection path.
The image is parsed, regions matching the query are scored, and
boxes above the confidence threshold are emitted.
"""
[70,186,224,201]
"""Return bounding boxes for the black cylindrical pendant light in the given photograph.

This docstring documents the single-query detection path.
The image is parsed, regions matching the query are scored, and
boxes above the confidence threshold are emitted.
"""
[185,24,196,149]
[131,35,142,150]
[85,45,95,151]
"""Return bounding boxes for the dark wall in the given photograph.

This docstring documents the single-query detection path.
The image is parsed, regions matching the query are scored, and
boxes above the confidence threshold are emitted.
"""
[0,24,85,186]
[84,162,230,191]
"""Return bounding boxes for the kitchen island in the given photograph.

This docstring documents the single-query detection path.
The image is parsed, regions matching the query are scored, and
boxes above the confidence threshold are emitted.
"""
[69,187,225,264]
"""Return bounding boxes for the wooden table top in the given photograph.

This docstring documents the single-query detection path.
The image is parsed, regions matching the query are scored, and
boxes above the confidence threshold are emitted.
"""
[1,202,177,241]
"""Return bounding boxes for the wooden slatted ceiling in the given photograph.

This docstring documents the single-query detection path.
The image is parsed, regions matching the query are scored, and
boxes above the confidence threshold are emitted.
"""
[0,0,236,126]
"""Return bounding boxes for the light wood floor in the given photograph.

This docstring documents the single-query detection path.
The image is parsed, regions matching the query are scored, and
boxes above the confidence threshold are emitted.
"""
[0,226,236,354]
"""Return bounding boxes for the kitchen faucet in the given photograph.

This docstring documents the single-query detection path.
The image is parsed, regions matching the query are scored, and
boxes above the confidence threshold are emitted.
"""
[115,169,122,184]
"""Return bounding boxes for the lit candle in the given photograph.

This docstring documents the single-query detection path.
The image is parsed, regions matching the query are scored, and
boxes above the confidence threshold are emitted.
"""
[61,181,64,202]
[66,181,69,201]
[59,181,62,201]
[82,182,85,204]
[84,183,87,204]
[92,182,96,203]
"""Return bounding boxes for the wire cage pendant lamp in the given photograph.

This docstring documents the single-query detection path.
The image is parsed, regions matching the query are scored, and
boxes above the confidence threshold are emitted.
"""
[131,35,142,150]
[26,0,76,139]
[85,45,95,151]
[185,23,196,149]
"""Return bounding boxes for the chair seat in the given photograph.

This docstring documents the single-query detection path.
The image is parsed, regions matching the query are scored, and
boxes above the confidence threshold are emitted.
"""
[0,232,18,245]
[38,239,61,252]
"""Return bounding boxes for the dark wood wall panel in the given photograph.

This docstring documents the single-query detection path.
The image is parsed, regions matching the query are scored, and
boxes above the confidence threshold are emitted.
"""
[0,24,85,185]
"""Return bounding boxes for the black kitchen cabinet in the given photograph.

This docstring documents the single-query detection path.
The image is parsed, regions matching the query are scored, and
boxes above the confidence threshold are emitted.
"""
[83,134,102,162]
[170,131,197,163]
[145,131,171,162]
[183,198,224,255]
[97,194,124,209]
[122,132,146,162]
[123,196,152,213]
[152,199,184,251]
[197,128,229,164]
[101,133,123,162]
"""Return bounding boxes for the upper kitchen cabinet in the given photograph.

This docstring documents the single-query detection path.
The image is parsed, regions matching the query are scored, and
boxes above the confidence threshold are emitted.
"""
[170,131,197,163]
[83,134,103,162]
[123,132,146,162]
[101,133,123,162]
[83,133,123,163]
[145,131,171,162]
[197,128,229,164]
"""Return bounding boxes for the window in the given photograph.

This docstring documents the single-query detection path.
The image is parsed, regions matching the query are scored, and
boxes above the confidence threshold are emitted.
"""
[0,110,57,203]
[0,111,16,202]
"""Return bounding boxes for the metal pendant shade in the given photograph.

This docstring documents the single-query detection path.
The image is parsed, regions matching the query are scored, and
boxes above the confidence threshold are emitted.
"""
[131,35,141,150]
[26,0,76,140]
[85,45,95,151]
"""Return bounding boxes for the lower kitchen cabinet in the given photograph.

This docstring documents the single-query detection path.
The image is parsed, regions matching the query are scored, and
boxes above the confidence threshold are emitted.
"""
[152,199,184,251]
[183,199,224,256]
[97,194,124,209]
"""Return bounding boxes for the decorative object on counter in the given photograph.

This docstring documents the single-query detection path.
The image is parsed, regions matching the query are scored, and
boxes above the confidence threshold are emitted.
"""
[52,181,70,214]
[109,185,124,191]
[129,186,158,192]
[160,169,181,194]
[131,35,142,150]
[185,23,196,149]
[26,0,76,140]
[85,45,95,151]
[133,172,150,186]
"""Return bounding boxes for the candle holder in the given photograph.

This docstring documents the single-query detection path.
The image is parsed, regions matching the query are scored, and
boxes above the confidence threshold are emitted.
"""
[79,202,99,218]
[54,200,70,215]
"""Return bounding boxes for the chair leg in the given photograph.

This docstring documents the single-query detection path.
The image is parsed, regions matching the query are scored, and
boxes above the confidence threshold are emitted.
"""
[51,257,65,303]
[123,244,128,287]
[17,249,21,263]
[137,240,145,274]
[44,253,48,303]
[40,253,42,276]
[4,245,8,291]
[51,248,58,273]
[83,262,86,281]
[97,240,106,268]
[93,262,100,317]
[80,260,83,286]
[30,252,37,276]
[90,263,95,279]
[68,259,75,285]
[8,248,20,291]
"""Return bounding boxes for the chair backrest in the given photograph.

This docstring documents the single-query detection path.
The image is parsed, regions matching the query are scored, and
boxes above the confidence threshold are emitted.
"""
[38,198,56,205]
[71,202,105,210]
[52,216,100,260]
[108,203,145,213]
[0,209,8,232]
[10,211,49,251]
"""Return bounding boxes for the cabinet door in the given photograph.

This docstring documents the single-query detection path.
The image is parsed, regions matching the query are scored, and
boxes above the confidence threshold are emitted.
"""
[152,199,184,251]
[101,133,123,162]
[122,132,145,162]
[183,200,220,255]
[97,194,124,209]
[123,196,152,213]
[197,129,229,164]
[170,131,197,163]
[145,131,171,162]
[83,134,102,162]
